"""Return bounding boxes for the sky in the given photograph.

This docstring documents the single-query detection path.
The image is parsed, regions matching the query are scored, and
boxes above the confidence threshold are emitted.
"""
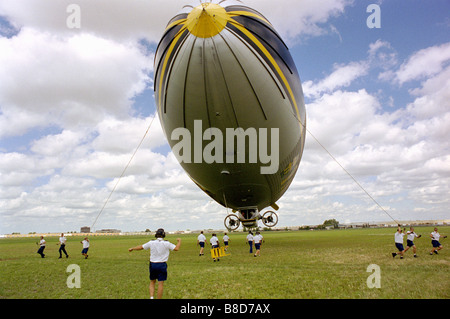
[0,0,449,234]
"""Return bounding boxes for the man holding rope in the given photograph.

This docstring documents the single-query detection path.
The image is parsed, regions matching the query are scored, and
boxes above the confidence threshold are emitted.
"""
[392,226,405,259]
[404,227,421,258]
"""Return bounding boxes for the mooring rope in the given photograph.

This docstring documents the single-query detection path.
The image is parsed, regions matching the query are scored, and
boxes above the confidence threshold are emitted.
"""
[91,115,156,230]
[304,126,399,225]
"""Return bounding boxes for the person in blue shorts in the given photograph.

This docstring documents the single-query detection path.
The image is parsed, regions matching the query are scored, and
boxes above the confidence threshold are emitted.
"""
[197,231,206,256]
[36,236,46,258]
[253,231,264,257]
[392,226,405,259]
[80,237,89,259]
[246,231,254,253]
[430,227,447,255]
[222,233,230,251]
[129,228,181,299]
[210,233,220,262]
[404,227,421,258]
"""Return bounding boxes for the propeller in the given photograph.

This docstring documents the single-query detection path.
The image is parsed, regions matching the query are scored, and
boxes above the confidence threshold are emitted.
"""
[224,214,240,231]
[262,211,278,227]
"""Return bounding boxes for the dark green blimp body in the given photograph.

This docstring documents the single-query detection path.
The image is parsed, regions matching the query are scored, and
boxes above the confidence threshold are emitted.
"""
[154,1,306,230]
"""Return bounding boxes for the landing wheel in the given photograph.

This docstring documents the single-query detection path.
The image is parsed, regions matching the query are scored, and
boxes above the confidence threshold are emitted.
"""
[262,211,278,227]
[224,214,240,231]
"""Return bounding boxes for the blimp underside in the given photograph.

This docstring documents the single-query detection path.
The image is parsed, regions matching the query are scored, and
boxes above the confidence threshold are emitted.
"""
[154,2,306,228]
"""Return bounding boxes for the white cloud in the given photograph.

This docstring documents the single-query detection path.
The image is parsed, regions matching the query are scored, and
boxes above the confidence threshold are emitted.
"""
[92,116,165,154]
[386,42,450,85]
[244,0,352,42]
[283,40,450,226]
[303,62,369,98]
[0,0,188,42]
[368,39,398,70]
[31,130,87,157]
[406,65,450,119]
[0,152,50,187]
[303,39,401,99]
[0,28,152,138]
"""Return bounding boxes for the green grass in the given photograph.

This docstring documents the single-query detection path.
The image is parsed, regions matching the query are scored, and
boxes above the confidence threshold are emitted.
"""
[1,227,449,299]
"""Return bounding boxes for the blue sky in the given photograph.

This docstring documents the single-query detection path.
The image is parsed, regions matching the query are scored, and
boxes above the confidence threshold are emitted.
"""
[0,0,449,234]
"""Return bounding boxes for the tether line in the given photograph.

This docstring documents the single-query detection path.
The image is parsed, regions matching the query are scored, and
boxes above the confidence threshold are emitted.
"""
[301,120,399,224]
[91,115,156,230]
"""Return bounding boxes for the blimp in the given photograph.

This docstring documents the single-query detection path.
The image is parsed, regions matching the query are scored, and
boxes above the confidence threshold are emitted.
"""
[154,0,306,230]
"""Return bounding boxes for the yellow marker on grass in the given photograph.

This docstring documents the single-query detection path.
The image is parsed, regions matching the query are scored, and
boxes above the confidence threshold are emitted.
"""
[210,247,230,259]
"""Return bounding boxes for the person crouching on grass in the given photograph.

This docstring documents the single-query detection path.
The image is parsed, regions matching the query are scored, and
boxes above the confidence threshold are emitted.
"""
[129,228,181,299]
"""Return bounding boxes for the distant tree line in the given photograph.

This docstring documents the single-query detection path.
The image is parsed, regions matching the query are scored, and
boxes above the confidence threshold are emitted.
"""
[299,219,340,230]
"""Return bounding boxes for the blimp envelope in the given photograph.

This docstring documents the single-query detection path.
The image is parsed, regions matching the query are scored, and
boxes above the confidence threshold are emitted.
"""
[154,0,306,219]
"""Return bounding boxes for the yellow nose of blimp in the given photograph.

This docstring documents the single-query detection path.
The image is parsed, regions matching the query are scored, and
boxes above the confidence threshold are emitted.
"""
[186,3,228,38]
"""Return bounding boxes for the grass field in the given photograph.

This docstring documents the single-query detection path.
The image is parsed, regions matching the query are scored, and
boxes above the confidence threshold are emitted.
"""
[1,227,449,299]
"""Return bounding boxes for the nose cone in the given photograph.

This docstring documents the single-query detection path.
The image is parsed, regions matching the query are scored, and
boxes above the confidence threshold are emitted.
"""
[186,3,228,38]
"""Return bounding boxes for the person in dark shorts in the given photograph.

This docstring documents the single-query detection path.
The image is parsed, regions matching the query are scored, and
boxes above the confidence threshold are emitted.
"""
[129,228,181,299]
[253,231,264,257]
[58,233,69,258]
[210,233,220,262]
[223,233,230,251]
[430,227,447,255]
[37,236,46,258]
[197,231,206,256]
[392,226,405,259]
[246,231,254,253]
[80,237,89,259]
[404,227,421,257]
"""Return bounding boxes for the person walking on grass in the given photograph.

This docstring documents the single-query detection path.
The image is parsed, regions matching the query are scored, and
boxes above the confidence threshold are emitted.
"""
[81,237,89,259]
[197,231,206,256]
[128,228,181,299]
[253,231,264,257]
[404,227,421,258]
[223,233,230,251]
[210,233,220,262]
[430,227,447,255]
[392,226,405,259]
[246,231,254,254]
[37,236,46,258]
[58,233,69,258]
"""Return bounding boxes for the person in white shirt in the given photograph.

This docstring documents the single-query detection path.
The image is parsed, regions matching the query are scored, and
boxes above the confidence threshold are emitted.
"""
[223,233,230,251]
[58,233,69,258]
[210,233,220,262]
[37,236,46,258]
[430,227,447,255]
[246,231,254,254]
[80,237,90,259]
[392,226,405,259]
[197,231,206,256]
[253,231,264,257]
[404,227,421,257]
[129,228,181,299]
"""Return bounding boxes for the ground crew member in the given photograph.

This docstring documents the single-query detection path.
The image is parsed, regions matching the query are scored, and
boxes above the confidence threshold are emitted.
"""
[197,231,206,256]
[129,228,181,299]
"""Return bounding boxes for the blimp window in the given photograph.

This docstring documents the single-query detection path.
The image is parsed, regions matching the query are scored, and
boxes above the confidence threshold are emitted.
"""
[241,209,256,220]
